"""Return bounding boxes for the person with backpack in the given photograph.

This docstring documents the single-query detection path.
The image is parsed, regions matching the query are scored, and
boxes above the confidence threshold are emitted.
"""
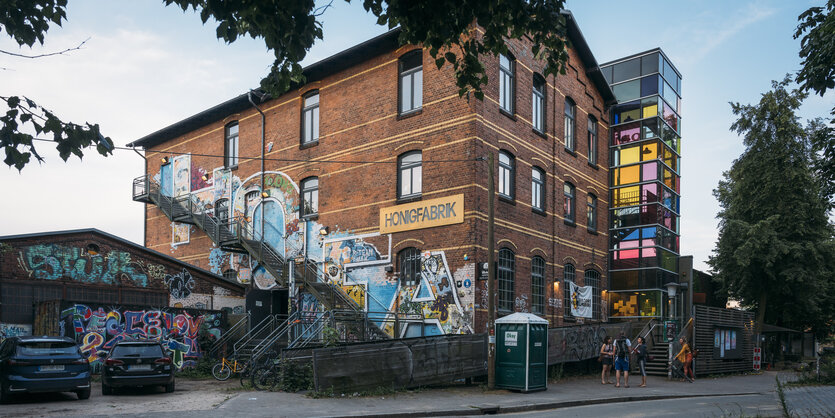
[613,331,632,388]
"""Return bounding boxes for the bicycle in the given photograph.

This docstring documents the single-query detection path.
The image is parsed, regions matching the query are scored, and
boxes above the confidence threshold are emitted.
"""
[212,357,249,381]
[250,358,282,391]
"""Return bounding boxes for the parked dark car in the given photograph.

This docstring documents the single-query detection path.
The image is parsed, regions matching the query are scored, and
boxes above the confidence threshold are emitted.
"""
[0,335,91,403]
[100,340,174,395]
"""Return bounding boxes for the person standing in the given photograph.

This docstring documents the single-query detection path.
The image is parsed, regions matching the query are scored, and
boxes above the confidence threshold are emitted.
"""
[613,332,631,387]
[675,337,694,381]
[600,336,614,384]
[633,336,648,387]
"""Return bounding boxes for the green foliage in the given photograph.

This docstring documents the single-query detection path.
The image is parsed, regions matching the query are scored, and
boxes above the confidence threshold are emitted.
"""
[709,76,835,338]
[795,0,835,99]
[0,0,67,47]
[271,359,313,392]
[322,325,340,347]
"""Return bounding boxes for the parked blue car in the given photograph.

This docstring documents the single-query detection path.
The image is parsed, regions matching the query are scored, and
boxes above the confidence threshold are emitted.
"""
[0,336,91,403]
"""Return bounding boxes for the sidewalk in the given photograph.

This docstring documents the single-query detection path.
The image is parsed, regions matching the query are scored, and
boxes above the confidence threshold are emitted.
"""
[206,371,778,417]
[779,372,835,418]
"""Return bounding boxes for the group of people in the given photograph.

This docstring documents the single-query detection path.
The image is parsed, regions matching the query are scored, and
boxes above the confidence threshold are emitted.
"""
[599,332,695,387]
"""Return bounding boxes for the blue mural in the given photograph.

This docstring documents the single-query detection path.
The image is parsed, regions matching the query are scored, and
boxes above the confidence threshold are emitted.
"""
[19,244,152,287]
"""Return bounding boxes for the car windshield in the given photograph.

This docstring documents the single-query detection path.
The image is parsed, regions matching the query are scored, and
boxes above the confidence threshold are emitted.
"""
[112,344,163,357]
[17,341,78,356]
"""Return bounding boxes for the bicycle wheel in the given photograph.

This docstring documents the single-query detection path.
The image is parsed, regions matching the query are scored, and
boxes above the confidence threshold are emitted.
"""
[239,361,253,387]
[251,366,275,391]
[212,362,231,381]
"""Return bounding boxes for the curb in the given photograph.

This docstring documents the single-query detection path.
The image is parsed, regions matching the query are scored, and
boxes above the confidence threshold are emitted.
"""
[332,392,764,417]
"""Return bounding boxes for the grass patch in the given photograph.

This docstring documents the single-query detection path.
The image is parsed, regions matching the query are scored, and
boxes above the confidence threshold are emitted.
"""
[775,375,790,418]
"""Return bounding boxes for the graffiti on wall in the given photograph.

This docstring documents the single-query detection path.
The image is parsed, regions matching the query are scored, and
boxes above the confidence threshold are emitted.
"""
[548,323,628,364]
[0,323,31,341]
[173,154,190,197]
[164,268,195,299]
[60,304,224,371]
[17,244,163,287]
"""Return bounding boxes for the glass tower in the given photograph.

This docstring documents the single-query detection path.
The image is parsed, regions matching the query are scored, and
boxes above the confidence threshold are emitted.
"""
[599,49,681,319]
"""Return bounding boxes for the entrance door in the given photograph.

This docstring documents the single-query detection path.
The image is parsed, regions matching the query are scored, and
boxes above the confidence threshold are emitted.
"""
[160,163,172,196]
[252,199,285,256]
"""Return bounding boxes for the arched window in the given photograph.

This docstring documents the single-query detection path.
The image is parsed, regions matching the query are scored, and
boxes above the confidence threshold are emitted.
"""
[397,151,422,199]
[563,264,575,319]
[498,248,515,311]
[225,122,239,168]
[564,182,576,223]
[532,74,546,132]
[399,50,423,114]
[564,98,576,151]
[531,166,545,212]
[588,115,598,165]
[498,150,515,200]
[587,193,597,232]
[301,90,319,145]
[531,256,545,315]
[215,198,229,223]
[499,54,515,113]
[300,177,319,218]
[398,247,421,286]
[584,269,601,320]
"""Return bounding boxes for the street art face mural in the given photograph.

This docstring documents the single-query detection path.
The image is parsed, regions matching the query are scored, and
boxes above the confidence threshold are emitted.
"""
[17,243,162,287]
[61,304,224,371]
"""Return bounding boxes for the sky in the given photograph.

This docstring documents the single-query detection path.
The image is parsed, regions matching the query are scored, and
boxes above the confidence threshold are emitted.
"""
[0,0,831,272]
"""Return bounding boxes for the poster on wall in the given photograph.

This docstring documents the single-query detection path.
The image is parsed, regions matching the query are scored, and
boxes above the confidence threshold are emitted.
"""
[173,154,191,197]
[172,223,190,246]
[569,281,593,318]
[714,327,743,360]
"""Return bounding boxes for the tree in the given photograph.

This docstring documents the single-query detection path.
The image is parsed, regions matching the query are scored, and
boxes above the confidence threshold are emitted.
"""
[795,0,835,205]
[2,0,570,170]
[709,77,835,338]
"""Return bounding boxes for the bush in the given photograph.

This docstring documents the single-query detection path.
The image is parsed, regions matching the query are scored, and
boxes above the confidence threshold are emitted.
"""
[272,359,313,392]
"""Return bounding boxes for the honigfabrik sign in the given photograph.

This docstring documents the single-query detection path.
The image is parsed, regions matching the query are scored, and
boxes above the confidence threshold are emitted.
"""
[379,194,464,234]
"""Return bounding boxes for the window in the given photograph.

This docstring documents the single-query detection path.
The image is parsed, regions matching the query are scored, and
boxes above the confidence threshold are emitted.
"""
[224,122,239,168]
[531,256,545,315]
[564,98,576,151]
[498,248,515,311]
[584,269,601,320]
[531,167,545,212]
[215,198,229,224]
[300,177,319,217]
[399,51,423,114]
[301,91,319,145]
[532,74,546,132]
[398,247,421,286]
[563,264,575,319]
[587,194,597,232]
[498,151,515,200]
[499,54,515,113]
[397,151,422,199]
[563,182,576,223]
[588,116,598,165]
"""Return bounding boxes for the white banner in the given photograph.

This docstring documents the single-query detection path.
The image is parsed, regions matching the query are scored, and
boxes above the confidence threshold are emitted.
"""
[569,281,593,318]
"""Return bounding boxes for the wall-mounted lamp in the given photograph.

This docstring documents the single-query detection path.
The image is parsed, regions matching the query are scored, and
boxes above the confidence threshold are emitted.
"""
[161,156,170,164]
[202,174,210,182]
[463,253,469,261]
[319,226,329,236]
[261,191,269,199]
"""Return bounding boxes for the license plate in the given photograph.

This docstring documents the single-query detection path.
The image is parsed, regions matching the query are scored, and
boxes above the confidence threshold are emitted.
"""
[129,364,152,371]
[39,365,65,372]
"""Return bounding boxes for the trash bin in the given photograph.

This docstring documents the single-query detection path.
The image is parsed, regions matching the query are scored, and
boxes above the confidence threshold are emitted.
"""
[495,312,548,392]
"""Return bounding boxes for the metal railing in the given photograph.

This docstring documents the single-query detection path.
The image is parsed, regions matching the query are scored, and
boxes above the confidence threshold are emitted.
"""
[233,314,279,357]
[249,312,296,363]
[208,313,249,358]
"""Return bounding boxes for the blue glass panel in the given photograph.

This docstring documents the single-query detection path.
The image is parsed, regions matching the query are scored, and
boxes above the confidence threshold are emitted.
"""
[642,227,656,238]
[641,75,659,97]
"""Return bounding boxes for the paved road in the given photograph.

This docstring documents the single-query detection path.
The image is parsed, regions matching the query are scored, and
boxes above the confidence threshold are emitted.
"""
[498,393,783,417]
[783,384,835,417]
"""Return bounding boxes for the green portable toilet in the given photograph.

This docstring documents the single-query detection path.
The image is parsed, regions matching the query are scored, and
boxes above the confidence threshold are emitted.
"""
[495,312,549,392]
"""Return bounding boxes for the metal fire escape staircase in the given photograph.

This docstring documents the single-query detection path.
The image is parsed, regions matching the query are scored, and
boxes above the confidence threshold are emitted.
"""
[132,175,388,356]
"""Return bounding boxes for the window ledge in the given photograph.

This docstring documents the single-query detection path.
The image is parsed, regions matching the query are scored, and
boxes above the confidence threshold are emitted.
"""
[532,208,546,217]
[397,195,422,204]
[299,140,319,150]
[499,108,516,121]
[587,229,599,235]
[499,195,516,205]
[564,219,576,227]
[301,214,319,222]
[224,165,238,171]
[587,162,599,170]
[397,108,423,120]
[532,128,547,139]
[564,148,577,157]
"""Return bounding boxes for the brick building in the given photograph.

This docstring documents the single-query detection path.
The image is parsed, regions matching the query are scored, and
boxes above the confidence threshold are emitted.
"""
[128,15,621,338]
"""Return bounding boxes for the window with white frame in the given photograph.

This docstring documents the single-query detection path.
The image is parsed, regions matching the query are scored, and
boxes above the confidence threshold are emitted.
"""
[301,91,319,145]
[398,151,422,199]
[532,166,545,212]
[499,54,515,113]
[564,98,576,151]
[532,74,546,132]
[300,177,319,217]
[399,51,423,114]
[499,151,515,200]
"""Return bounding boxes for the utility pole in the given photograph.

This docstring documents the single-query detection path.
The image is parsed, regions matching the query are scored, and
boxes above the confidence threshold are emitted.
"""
[487,151,496,390]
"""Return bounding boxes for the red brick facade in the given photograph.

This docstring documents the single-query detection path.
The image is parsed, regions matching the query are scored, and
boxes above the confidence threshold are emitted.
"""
[139,30,610,334]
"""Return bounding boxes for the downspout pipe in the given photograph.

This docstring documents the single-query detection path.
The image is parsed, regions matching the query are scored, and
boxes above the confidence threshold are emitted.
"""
[248,90,267,243]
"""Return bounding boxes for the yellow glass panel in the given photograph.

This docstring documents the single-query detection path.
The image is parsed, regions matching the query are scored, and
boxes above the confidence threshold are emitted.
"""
[620,146,640,165]
[642,103,658,119]
[641,142,658,161]
[613,186,640,207]
[620,165,640,185]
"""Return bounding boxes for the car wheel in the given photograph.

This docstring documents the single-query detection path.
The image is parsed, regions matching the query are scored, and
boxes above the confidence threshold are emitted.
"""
[76,388,91,400]
[165,381,175,393]
[102,383,113,396]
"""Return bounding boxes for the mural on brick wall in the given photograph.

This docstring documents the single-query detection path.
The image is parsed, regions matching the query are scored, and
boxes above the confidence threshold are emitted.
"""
[164,268,195,299]
[16,244,166,287]
[60,303,224,372]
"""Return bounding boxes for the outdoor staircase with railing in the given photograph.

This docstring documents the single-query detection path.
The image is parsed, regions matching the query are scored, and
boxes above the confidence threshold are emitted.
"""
[132,174,389,352]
